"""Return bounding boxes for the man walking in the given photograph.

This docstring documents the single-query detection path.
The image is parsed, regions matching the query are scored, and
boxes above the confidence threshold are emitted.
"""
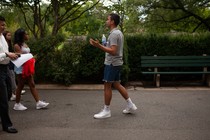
[89,13,137,119]
[0,15,18,133]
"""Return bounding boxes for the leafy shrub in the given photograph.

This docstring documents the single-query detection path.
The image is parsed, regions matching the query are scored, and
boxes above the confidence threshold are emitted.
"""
[28,34,65,83]
[127,32,210,80]
[28,32,210,84]
[48,38,85,85]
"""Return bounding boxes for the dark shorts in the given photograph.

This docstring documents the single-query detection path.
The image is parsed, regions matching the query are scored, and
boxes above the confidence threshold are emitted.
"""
[103,64,122,82]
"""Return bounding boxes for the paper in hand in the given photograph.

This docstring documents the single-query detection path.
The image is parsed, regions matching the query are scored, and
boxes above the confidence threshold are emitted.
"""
[11,53,33,68]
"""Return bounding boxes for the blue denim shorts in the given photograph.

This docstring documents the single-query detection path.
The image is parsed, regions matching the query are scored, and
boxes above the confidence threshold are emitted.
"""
[103,64,122,82]
[14,66,23,74]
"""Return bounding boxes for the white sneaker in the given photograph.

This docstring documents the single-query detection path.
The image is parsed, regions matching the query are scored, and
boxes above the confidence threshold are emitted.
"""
[94,109,111,119]
[36,101,49,110]
[13,103,27,111]
[21,90,26,95]
[123,103,137,114]
[10,94,16,101]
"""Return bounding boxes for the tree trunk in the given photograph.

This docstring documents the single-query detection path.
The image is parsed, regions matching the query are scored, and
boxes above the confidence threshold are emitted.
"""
[51,0,60,36]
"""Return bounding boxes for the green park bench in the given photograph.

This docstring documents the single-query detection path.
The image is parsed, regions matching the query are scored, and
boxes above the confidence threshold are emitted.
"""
[140,54,210,87]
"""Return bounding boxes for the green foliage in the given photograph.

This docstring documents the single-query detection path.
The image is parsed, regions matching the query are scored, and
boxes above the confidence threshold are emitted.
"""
[121,36,130,83]
[65,12,104,35]
[142,0,210,32]
[126,32,210,80]
[28,34,65,83]
[23,32,210,84]
[77,35,105,83]
[47,39,85,85]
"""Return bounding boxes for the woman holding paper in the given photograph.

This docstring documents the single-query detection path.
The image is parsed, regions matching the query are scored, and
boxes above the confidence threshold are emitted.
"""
[13,28,49,111]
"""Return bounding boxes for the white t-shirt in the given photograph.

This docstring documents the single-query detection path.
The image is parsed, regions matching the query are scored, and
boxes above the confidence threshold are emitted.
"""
[0,34,10,64]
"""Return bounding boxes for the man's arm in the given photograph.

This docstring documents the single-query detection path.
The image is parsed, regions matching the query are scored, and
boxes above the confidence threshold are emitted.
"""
[89,38,117,55]
[0,52,7,58]
[0,52,19,61]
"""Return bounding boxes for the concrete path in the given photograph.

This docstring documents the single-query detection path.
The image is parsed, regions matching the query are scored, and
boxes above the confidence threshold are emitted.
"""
[1,87,210,140]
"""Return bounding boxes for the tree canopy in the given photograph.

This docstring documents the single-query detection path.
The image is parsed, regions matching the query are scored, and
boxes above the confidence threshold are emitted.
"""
[0,0,209,38]
[0,0,100,38]
[140,0,210,32]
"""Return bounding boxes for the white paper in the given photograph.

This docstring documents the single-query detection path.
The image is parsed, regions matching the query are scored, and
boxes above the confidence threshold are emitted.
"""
[11,53,33,68]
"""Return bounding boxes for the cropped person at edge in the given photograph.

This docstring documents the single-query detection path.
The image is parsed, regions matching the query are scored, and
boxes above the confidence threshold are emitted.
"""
[0,15,18,133]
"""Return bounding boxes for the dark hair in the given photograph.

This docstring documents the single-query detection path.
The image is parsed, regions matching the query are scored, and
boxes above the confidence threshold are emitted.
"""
[14,28,26,46]
[3,31,13,52]
[109,13,120,26]
[0,16,6,22]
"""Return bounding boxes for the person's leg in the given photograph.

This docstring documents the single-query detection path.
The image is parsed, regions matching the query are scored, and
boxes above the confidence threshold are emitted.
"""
[27,75,49,109]
[6,68,12,101]
[0,85,12,129]
[112,66,137,114]
[8,70,16,101]
[94,82,112,119]
[10,70,17,94]
[15,74,25,103]
[114,82,137,113]
[0,65,17,133]
[94,65,112,119]
[27,75,39,102]
[113,81,137,113]
[113,82,129,100]
[8,63,16,93]
[13,74,27,111]
[104,82,113,105]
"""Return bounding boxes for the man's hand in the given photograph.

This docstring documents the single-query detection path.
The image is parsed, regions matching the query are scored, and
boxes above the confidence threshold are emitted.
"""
[89,38,116,55]
[89,38,100,48]
[6,52,19,60]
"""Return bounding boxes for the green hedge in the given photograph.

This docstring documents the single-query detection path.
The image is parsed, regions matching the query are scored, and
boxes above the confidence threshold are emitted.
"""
[28,34,66,83]
[126,33,210,80]
[29,33,210,85]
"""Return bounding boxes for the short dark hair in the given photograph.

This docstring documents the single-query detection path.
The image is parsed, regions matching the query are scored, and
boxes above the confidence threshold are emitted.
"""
[0,16,6,22]
[109,13,120,26]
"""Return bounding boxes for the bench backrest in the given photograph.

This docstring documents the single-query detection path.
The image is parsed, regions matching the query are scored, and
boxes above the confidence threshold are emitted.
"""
[141,56,210,67]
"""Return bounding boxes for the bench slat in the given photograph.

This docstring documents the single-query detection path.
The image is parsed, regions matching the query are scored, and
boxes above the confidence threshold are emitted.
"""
[141,60,210,64]
[141,56,210,67]
[142,71,210,74]
[141,63,210,67]
[141,56,210,60]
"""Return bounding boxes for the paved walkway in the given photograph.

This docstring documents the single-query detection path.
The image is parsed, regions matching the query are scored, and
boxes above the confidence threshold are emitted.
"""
[24,83,210,90]
[1,85,210,140]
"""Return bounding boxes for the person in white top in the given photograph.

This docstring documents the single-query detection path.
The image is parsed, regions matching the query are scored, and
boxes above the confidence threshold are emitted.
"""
[0,15,18,133]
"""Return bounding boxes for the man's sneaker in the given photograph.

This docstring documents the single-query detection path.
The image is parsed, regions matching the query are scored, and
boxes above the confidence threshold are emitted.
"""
[123,103,137,114]
[10,94,16,101]
[36,101,49,110]
[94,109,111,119]
[13,103,27,111]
